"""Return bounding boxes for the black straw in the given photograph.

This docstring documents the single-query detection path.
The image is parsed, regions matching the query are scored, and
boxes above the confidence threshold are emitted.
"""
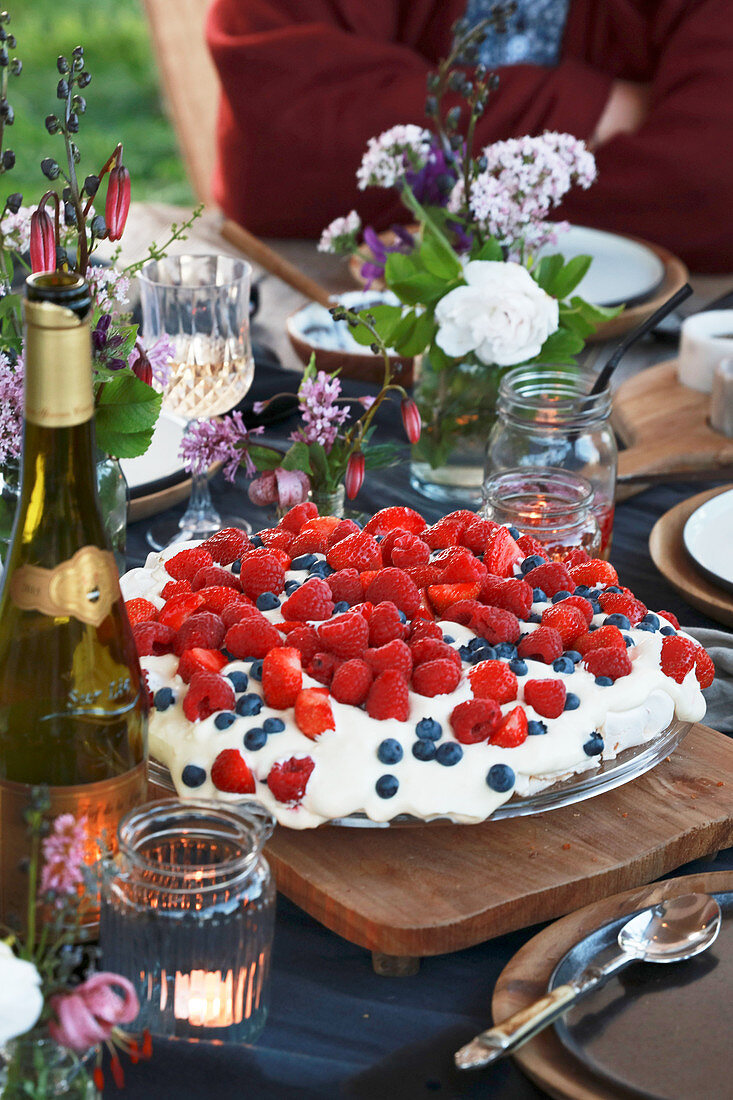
[589,283,693,395]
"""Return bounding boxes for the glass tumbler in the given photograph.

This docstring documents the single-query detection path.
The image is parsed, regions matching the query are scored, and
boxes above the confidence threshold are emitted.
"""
[100,799,275,1043]
[482,467,601,560]
[485,367,617,556]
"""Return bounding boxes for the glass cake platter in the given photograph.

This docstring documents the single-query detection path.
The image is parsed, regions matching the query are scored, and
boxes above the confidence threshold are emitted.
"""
[147,719,691,828]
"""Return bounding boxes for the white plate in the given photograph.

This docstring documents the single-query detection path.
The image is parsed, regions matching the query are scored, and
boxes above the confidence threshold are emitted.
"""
[120,412,187,497]
[683,487,733,594]
[537,225,665,307]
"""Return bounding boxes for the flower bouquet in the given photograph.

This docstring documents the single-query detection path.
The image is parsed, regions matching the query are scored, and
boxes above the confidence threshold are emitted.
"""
[319,17,621,503]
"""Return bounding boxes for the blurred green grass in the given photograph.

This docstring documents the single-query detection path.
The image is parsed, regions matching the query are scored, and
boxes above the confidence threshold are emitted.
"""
[6,0,194,207]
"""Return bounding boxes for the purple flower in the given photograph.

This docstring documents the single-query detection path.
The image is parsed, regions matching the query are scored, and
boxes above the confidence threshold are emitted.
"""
[291,370,349,451]
[0,352,23,466]
[128,335,174,387]
[179,412,263,481]
[360,225,415,289]
[40,813,87,903]
[404,142,458,207]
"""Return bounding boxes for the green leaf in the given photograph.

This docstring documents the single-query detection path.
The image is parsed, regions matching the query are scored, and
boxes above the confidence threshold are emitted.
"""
[350,303,404,347]
[397,310,437,357]
[533,254,565,294]
[247,444,283,472]
[307,442,330,485]
[384,251,422,283]
[551,255,592,299]
[281,440,312,475]
[569,296,624,324]
[418,232,463,280]
[533,327,585,365]
[363,441,402,469]
[558,304,597,341]
[473,237,503,262]
[94,372,162,458]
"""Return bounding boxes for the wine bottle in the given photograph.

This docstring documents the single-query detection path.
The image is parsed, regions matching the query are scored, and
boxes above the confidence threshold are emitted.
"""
[0,272,148,934]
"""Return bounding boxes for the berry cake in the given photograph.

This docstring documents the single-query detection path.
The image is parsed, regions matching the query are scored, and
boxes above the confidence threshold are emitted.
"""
[121,506,713,829]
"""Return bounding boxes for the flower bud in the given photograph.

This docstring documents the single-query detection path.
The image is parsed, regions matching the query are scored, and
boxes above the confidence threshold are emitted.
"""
[57,55,69,74]
[40,157,60,180]
[77,71,91,88]
[10,57,20,75]
[83,173,99,196]
[400,398,422,444]
[6,192,21,214]
[0,49,8,67]
[1,148,14,169]
[63,201,77,226]
[56,78,69,99]
[130,346,152,386]
[105,162,131,241]
[29,208,56,274]
[345,451,365,499]
[67,113,79,133]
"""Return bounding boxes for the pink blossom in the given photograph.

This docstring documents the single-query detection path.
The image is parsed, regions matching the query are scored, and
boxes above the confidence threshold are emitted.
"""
[248,467,310,508]
[49,973,139,1053]
[400,398,422,444]
[40,813,86,901]
[291,370,349,452]
[0,351,23,466]
[345,451,365,499]
[179,412,263,480]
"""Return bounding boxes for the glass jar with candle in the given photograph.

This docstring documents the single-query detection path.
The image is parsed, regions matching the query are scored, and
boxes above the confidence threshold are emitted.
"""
[100,799,276,1043]
[485,367,617,556]
[482,468,602,560]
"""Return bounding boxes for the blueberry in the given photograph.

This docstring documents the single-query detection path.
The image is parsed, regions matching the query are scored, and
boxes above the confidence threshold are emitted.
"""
[226,670,249,693]
[249,659,263,680]
[574,585,592,597]
[263,717,285,733]
[230,559,242,574]
[458,645,474,662]
[487,763,515,792]
[309,560,334,578]
[604,613,631,630]
[636,622,656,633]
[532,588,547,602]
[521,555,545,574]
[214,711,237,730]
[494,642,517,659]
[595,675,613,686]
[376,774,399,798]
[564,650,582,664]
[291,553,318,571]
[333,601,350,614]
[583,733,604,756]
[416,717,442,740]
[467,637,485,651]
[642,612,660,629]
[590,600,602,615]
[284,580,300,595]
[182,764,206,788]
[397,610,408,623]
[587,622,599,631]
[623,634,634,647]
[436,742,463,766]
[552,656,574,674]
[564,692,580,710]
[221,648,235,662]
[256,591,280,611]
[528,612,542,624]
[442,634,455,645]
[509,658,528,676]
[377,738,403,765]
[236,693,263,717]
[507,525,521,540]
[604,585,622,594]
[244,727,267,751]
[660,626,676,636]
[249,535,263,549]
[527,719,548,736]
[154,687,174,712]
[551,590,572,603]
[412,739,437,761]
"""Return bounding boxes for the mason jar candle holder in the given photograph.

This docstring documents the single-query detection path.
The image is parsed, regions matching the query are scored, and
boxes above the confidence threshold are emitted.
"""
[481,467,602,560]
[99,799,275,1043]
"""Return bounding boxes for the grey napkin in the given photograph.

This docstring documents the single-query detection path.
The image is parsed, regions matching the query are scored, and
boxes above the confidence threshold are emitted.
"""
[685,627,733,734]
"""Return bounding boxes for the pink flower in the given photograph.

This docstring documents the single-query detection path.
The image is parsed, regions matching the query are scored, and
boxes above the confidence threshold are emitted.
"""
[400,398,422,444]
[345,452,365,499]
[40,813,86,901]
[49,973,139,1053]
[29,207,56,273]
[248,467,310,509]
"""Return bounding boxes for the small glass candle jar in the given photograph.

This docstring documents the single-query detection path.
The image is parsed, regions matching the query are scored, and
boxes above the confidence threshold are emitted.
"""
[100,799,275,1043]
[485,367,617,556]
[482,467,601,560]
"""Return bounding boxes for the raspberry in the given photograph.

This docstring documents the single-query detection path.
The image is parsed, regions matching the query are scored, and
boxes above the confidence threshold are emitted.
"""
[125,598,159,626]
[262,646,303,709]
[330,659,373,706]
[294,687,335,738]
[177,647,228,683]
[327,568,364,607]
[660,635,698,684]
[575,625,626,655]
[242,545,291,572]
[441,599,482,625]
[365,639,413,679]
[409,637,462,670]
[350,601,374,621]
[450,699,501,744]
[157,592,206,630]
[583,646,632,680]
[389,532,430,569]
[182,671,236,721]
[366,669,410,721]
[211,749,255,794]
[364,568,420,617]
[516,626,563,664]
[490,706,528,748]
[190,565,242,592]
[317,611,370,659]
[694,647,715,689]
[523,678,567,718]
[524,561,575,598]
[598,591,647,625]
[285,625,320,664]
[485,526,522,578]
[160,579,191,600]
[516,535,550,561]
[258,527,296,553]
[267,755,315,803]
[408,618,443,643]
[412,658,461,697]
[201,528,249,565]
[469,605,521,645]
[165,547,214,582]
[540,603,588,646]
[568,559,619,587]
[434,546,487,583]
[478,575,533,619]
[225,615,282,659]
[173,611,226,656]
[305,651,341,686]
[326,519,361,548]
[290,516,341,556]
[132,621,175,656]
[563,546,590,567]
[221,602,260,630]
[362,506,426,537]
[194,585,248,616]
[239,552,286,601]
[404,564,445,587]
[281,577,334,622]
[326,531,382,572]
[558,594,594,625]
[368,601,409,647]
[658,609,680,630]
[279,502,319,533]
[427,583,481,616]
[423,510,475,549]
[469,661,518,704]
[461,517,499,555]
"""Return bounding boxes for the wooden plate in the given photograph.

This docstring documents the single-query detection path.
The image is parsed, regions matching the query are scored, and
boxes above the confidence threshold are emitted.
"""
[649,485,733,627]
[492,869,733,1100]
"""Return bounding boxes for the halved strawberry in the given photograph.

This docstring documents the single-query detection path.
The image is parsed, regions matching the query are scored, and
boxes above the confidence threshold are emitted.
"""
[426,582,481,616]
[177,647,229,683]
[485,527,522,578]
[157,592,206,630]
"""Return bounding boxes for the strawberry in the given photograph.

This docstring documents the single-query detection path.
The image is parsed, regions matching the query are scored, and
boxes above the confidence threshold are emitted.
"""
[516,534,550,561]
[267,755,315,803]
[173,611,226,656]
[490,706,528,748]
[327,568,364,607]
[285,624,320,664]
[326,531,382,572]
[177,647,229,683]
[317,612,370,659]
[358,570,379,594]
[562,546,590,567]
[523,678,566,718]
[469,661,518,704]
[160,579,191,600]
[598,591,647,625]
[165,547,214,582]
[469,605,521,645]
[568,559,619,587]
[411,658,461,697]
[427,582,481,616]
[364,568,420,617]
[239,552,286,601]
[132,621,175,656]
[125,598,159,626]
[201,527,249,565]
[157,592,206,630]
[575,624,626,655]
[461,517,499,555]
[330,659,373,706]
[583,646,632,681]
[524,561,575,598]
[258,527,296,553]
[366,669,410,721]
[262,646,303,709]
[540,603,588,646]
[182,671,235,721]
[211,748,255,794]
[190,564,242,592]
[423,511,474,549]
[281,577,334,621]
[516,626,564,664]
[364,639,413,680]
[289,516,341,556]
[294,687,335,738]
[409,637,462,669]
[225,615,283,659]
[404,563,446,588]
[362,506,426,537]
[660,634,698,684]
[485,526,522,578]
[694,646,715,689]
[305,651,341,686]
[450,698,501,744]
[658,610,680,630]
[194,585,248,616]
[368,601,409,647]
[278,502,319,533]
[478,575,533,619]
[434,546,487,583]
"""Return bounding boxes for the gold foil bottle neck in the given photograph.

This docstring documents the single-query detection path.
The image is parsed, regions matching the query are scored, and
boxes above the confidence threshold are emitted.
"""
[22,275,94,427]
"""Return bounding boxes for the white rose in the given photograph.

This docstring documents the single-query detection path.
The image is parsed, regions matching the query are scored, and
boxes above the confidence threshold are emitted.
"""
[0,942,43,1045]
[434,260,559,366]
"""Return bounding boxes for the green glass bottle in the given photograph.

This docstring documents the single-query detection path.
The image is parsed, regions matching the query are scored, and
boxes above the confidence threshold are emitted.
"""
[0,272,148,934]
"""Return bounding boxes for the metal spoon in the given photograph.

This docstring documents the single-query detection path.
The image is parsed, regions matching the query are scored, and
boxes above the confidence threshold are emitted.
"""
[455,892,722,1071]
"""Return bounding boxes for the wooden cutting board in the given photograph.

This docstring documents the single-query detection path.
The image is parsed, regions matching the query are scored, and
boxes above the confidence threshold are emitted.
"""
[265,723,733,973]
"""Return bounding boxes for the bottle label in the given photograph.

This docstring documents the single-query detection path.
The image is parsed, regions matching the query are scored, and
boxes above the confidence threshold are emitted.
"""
[10,546,119,627]
[23,312,93,427]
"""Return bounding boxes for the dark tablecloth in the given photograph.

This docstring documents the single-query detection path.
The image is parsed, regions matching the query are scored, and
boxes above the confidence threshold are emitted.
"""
[119,353,732,1099]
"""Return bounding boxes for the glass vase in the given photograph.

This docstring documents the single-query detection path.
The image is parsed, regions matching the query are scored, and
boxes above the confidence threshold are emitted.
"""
[310,484,346,518]
[94,450,128,573]
[409,353,507,507]
[0,459,20,569]
[0,1033,98,1099]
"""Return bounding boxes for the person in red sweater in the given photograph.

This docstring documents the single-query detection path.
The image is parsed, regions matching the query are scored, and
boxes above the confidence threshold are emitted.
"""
[207,0,733,272]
